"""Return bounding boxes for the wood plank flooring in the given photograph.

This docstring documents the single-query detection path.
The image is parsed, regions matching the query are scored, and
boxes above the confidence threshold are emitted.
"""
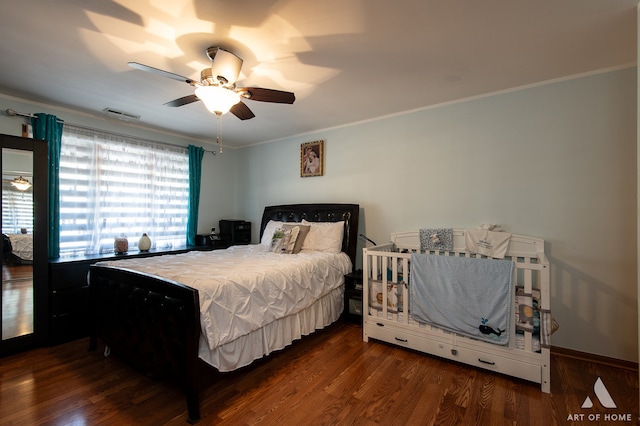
[0,320,637,425]
[1,263,33,338]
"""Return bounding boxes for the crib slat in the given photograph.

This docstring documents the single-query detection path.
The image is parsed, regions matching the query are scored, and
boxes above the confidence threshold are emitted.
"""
[523,258,533,294]
[381,255,388,316]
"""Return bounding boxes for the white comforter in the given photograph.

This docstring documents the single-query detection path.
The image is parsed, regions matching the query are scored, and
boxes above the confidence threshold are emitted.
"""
[8,234,33,260]
[96,245,351,350]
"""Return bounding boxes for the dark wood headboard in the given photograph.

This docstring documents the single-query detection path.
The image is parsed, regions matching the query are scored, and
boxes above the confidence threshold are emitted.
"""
[260,203,360,271]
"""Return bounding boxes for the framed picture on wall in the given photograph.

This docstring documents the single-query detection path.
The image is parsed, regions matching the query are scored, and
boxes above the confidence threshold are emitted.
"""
[300,140,324,177]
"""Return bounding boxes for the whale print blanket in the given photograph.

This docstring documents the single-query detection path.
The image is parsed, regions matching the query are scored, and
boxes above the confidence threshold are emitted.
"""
[410,253,514,345]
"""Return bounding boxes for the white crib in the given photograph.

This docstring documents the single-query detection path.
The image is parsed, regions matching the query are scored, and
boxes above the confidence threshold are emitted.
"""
[362,229,551,393]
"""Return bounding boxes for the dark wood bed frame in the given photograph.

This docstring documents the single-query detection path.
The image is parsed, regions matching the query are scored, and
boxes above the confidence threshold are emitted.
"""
[88,203,360,423]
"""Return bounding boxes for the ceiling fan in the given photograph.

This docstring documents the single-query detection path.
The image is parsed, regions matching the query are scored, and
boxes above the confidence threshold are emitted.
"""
[3,176,32,191]
[128,47,295,120]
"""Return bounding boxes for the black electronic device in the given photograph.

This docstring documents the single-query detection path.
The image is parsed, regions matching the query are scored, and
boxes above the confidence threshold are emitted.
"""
[219,220,251,245]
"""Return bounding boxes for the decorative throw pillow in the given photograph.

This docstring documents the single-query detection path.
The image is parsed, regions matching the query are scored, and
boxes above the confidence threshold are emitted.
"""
[419,228,453,251]
[282,224,310,254]
[300,220,344,253]
[269,226,300,254]
[261,220,283,245]
[261,220,303,245]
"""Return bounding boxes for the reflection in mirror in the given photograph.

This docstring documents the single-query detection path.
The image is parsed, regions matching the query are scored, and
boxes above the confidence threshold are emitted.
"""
[2,148,34,340]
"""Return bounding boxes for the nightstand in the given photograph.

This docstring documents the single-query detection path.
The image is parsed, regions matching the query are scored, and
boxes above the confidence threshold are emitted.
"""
[343,269,363,324]
[219,220,251,245]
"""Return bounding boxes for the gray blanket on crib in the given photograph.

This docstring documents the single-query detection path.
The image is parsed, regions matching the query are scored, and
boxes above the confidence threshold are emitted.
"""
[410,253,513,345]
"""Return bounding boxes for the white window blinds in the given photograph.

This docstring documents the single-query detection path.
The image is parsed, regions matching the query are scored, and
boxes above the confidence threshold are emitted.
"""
[59,125,189,257]
[2,182,33,234]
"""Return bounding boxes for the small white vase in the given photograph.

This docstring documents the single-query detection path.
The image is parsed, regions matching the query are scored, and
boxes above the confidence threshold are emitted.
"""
[138,233,151,251]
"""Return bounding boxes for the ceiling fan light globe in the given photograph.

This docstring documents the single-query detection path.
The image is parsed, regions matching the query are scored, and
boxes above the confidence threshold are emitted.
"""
[195,86,241,115]
[11,176,32,191]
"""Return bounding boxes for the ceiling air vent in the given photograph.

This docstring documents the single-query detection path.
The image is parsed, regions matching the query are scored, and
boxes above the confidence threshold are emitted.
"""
[102,108,140,122]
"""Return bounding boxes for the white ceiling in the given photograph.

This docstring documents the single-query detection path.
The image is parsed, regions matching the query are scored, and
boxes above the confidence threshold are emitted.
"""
[0,0,636,148]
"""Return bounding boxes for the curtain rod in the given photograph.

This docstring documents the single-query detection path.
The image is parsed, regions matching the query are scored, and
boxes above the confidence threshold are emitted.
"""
[5,108,64,124]
[4,108,218,156]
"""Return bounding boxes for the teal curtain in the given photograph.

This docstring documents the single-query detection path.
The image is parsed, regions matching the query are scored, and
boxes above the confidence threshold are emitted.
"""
[186,145,204,246]
[31,113,63,258]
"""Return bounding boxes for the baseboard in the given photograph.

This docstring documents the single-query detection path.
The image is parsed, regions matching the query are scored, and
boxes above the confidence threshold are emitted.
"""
[551,346,638,372]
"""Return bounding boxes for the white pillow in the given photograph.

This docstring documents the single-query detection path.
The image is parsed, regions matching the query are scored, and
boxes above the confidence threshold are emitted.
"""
[300,220,344,253]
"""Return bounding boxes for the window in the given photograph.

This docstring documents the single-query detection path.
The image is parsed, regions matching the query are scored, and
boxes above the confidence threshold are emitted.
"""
[59,125,189,257]
[2,181,33,234]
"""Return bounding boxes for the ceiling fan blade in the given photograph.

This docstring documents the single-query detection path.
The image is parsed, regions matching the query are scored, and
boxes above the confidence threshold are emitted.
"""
[230,101,255,120]
[164,94,199,107]
[128,62,196,85]
[237,87,295,104]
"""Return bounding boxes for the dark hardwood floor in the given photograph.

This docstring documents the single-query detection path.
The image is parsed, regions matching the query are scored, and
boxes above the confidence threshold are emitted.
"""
[1,262,33,339]
[0,320,637,425]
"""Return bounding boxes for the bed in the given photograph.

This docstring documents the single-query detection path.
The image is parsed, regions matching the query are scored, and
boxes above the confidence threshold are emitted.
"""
[2,233,33,264]
[88,203,359,423]
[363,229,551,393]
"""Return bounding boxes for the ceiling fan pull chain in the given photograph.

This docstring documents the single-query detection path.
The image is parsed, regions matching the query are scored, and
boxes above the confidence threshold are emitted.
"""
[216,112,223,154]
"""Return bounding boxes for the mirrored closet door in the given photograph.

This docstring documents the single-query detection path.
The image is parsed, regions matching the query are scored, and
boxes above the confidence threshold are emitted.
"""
[0,134,48,356]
